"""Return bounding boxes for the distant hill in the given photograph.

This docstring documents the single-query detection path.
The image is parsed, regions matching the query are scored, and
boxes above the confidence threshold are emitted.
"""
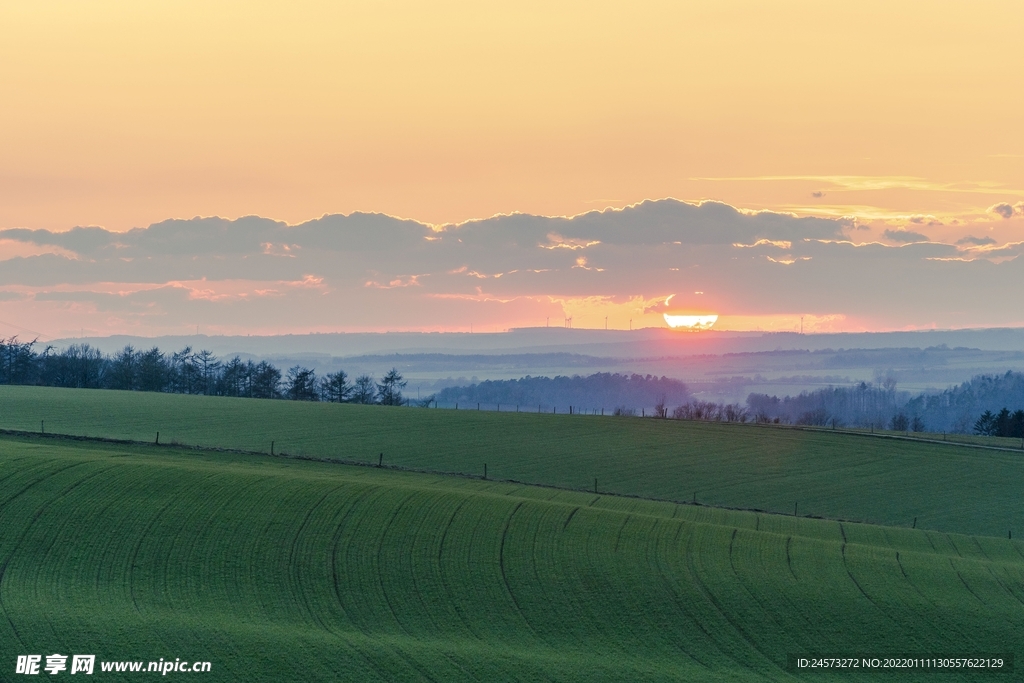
[433,372,690,411]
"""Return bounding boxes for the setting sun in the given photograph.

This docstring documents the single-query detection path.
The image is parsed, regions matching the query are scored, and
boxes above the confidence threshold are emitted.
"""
[662,314,718,330]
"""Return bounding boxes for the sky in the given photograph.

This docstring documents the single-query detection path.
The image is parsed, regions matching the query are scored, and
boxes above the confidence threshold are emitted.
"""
[1,1,1023,338]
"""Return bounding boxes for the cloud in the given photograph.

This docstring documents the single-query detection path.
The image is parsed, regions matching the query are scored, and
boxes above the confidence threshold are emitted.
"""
[5,198,1024,337]
[956,235,997,246]
[987,202,1023,219]
[882,229,929,243]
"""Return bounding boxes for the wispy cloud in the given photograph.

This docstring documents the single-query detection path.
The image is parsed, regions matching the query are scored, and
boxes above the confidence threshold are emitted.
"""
[882,229,929,243]
[694,175,1024,197]
[957,235,997,246]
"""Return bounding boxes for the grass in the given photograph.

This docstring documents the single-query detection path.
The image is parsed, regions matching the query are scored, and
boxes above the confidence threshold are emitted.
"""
[0,434,1021,681]
[2,385,1024,537]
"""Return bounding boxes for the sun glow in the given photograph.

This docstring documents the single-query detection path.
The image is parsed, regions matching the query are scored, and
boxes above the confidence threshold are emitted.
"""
[663,314,719,330]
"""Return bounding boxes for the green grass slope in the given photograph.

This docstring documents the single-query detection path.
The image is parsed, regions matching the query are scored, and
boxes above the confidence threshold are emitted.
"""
[3,385,1023,537]
[0,435,1021,681]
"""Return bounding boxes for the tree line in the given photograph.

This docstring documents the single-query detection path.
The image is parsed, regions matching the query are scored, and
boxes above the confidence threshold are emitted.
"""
[746,371,1024,435]
[0,337,408,405]
[6,335,1024,436]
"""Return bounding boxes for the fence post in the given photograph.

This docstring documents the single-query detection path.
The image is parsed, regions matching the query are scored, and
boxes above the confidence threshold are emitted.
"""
[156,432,159,445]
[271,441,274,455]
[378,453,383,467]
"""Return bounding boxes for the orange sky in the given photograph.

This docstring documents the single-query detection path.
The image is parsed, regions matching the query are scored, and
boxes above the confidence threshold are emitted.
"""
[2,1,1022,234]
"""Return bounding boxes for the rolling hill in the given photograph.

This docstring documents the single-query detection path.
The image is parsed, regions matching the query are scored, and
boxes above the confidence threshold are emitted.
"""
[2,385,1024,537]
[0,434,1020,681]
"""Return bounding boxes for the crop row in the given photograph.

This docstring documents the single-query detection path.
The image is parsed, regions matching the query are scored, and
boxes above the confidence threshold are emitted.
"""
[1,437,1022,680]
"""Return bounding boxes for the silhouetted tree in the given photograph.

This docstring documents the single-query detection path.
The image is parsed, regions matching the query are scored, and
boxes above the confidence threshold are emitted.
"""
[320,370,352,403]
[285,366,319,401]
[376,368,407,406]
[194,349,220,395]
[219,356,248,397]
[169,347,197,394]
[108,345,140,390]
[41,344,105,388]
[974,410,995,436]
[0,337,40,385]
[351,375,376,404]
[137,347,169,392]
[249,361,281,399]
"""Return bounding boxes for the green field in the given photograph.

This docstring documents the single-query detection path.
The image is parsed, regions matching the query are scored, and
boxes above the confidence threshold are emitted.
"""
[3,386,1023,537]
[1,434,1021,681]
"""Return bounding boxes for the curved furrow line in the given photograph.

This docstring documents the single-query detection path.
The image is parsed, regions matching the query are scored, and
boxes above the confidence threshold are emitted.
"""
[894,552,926,599]
[434,496,475,638]
[683,526,778,673]
[563,511,653,663]
[0,461,88,510]
[498,502,535,633]
[369,490,446,683]
[395,491,482,683]
[984,566,1024,608]
[331,485,440,683]
[726,527,799,668]
[360,491,464,683]
[22,464,124,643]
[948,559,987,606]
[0,461,116,650]
[287,485,346,629]
[374,489,424,635]
[785,537,796,581]
[946,534,964,558]
[561,506,579,531]
[839,543,904,632]
[0,455,39,490]
[324,487,411,682]
[612,515,631,553]
[0,556,25,649]
[127,493,182,614]
[647,520,712,668]
[971,536,992,562]
[329,487,376,630]
[336,485,406,633]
